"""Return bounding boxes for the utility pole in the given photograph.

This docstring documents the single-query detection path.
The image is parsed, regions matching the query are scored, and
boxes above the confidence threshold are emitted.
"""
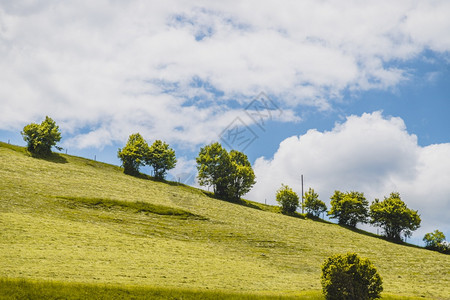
[301,174,304,214]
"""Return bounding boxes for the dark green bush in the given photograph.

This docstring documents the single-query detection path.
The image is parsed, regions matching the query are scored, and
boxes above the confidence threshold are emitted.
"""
[321,252,383,300]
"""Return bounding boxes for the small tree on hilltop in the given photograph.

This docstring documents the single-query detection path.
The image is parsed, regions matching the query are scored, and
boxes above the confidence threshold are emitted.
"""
[21,116,62,157]
[423,230,450,254]
[328,190,368,227]
[369,192,421,242]
[196,143,256,201]
[117,133,149,175]
[227,150,256,201]
[303,187,327,217]
[321,252,383,300]
[146,140,177,179]
[276,184,299,215]
[423,230,445,249]
[196,142,232,198]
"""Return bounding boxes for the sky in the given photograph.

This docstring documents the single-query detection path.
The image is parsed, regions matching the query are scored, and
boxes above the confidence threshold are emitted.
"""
[1,0,449,245]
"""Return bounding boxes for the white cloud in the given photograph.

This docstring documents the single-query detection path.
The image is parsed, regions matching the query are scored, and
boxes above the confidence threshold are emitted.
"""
[247,111,450,243]
[1,0,450,148]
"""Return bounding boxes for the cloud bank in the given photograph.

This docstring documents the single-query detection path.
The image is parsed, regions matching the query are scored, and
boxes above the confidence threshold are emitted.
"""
[247,111,450,241]
[1,0,450,148]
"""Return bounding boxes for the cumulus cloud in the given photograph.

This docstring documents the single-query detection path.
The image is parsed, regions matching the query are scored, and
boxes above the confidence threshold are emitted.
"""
[247,111,450,242]
[1,0,450,148]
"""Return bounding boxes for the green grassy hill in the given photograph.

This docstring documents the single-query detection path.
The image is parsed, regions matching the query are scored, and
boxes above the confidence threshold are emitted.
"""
[0,142,449,299]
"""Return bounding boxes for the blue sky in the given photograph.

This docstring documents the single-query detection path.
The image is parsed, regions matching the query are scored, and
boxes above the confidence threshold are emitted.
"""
[1,1,449,245]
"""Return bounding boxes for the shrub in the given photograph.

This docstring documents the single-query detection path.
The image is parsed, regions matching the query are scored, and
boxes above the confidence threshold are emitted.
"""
[321,252,383,300]
[303,187,327,217]
[423,230,450,254]
[21,116,62,157]
[276,184,299,215]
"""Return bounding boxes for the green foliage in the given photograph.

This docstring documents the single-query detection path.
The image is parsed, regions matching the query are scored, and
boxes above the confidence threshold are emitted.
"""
[146,140,177,179]
[276,184,299,215]
[303,188,327,218]
[117,133,149,175]
[423,230,445,247]
[1,142,450,299]
[196,142,232,197]
[321,252,383,300]
[328,191,368,227]
[423,230,450,254]
[228,150,256,201]
[369,192,421,242]
[21,116,62,157]
[196,143,255,200]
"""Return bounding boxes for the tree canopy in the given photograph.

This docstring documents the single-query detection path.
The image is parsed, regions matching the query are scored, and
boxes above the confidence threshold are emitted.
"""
[118,134,177,179]
[423,230,449,254]
[196,142,255,200]
[117,133,150,175]
[303,187,327,217]
[328,191,368,227]
[369,192,420,242]
[146,140,177,179]
[196,142,232,198]
[228,150,256,201]
[21,116,62,157]
[321,252,383,300]
[276,184,299,215]
[423,230,445,248]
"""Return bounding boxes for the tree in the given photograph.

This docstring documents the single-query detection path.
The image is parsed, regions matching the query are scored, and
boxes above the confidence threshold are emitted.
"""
[227,150,256,201]
[423,230,449,254]
[117,133,149,175]
[196,142,232,198]
[369,192,421,242]
[146,140,177,179]
[303,187,327,217]
[423,230,445,248]
[196,143,256,200]
[328,191,368,227]
[321,252,383,300]
[21,116,62,157]
[276,184,299,215]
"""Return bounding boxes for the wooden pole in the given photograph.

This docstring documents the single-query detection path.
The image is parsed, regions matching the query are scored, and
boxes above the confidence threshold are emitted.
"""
[301,174,304,214]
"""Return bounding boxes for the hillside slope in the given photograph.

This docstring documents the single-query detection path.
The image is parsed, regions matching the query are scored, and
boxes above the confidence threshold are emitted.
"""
[0,142,449,299]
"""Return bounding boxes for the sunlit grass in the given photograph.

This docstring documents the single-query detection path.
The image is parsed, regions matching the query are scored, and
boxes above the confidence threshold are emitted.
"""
[0,142,448,299]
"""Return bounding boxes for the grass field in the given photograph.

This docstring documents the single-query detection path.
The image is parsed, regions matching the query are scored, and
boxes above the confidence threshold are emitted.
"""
[0,142,449,299]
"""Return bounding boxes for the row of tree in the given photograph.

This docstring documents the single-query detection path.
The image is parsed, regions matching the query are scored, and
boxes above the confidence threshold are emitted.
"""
[276,185,421,242]
[20,118,445,250]
[117,133,177,178]
[117,138,256,201]
[19,117,178,180]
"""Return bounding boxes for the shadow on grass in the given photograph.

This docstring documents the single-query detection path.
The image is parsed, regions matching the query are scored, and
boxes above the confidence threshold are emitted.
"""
[37,153,68,164]
[200,190,265,211]
[0,142,68,164]
[56,196,207,220]
[336,224,424,250]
